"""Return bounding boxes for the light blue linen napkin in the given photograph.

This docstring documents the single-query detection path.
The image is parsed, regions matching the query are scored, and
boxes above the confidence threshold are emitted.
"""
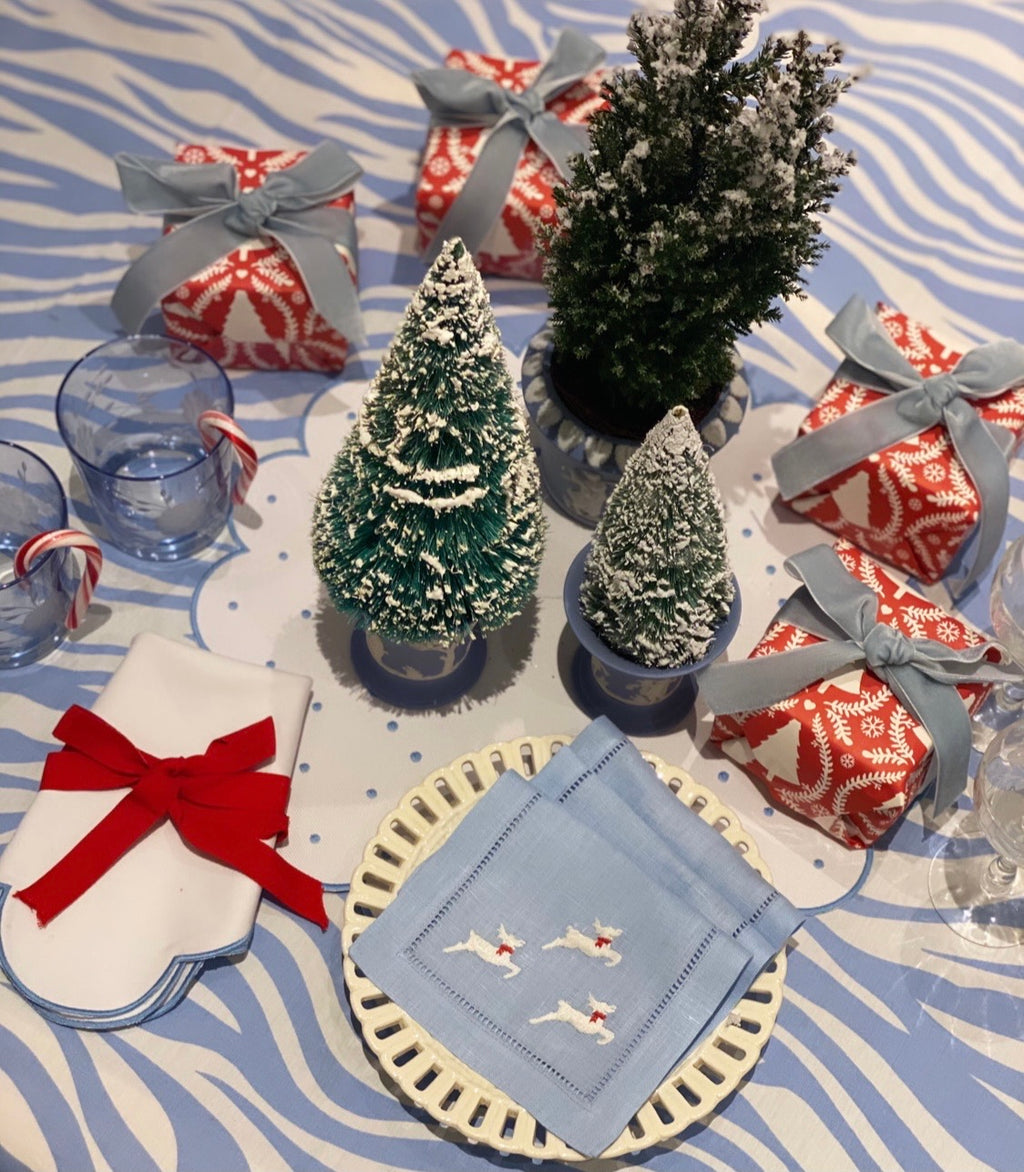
[350,721,799,1156]
[533,716,803,1049]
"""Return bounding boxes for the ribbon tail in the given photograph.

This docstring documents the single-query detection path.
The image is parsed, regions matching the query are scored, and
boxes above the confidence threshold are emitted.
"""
[945,407,1011,597]
[423,117,529,261]
[885,666,972,811]
[112,209,240,333]
[14,794,159,926]
[274,224,365,347]
[700,639,864,714]
[772,394,926,500]
[185,819,328,929]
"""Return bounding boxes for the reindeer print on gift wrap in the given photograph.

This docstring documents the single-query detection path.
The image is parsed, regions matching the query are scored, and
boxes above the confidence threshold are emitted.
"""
[443,924,525,978]
[543,920,623,967]
[530,994,617,1045]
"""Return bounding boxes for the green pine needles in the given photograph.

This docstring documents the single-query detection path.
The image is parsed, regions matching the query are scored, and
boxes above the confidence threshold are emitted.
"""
[312,239,545,645]
[544,0,855,425]
[579,406,735,667]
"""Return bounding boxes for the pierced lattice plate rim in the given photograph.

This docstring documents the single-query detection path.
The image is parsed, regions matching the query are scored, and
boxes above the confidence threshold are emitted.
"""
[341,734,787,1161]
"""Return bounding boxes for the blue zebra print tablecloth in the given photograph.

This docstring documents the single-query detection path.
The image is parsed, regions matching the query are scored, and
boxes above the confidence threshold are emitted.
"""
[2,1,1023,1169]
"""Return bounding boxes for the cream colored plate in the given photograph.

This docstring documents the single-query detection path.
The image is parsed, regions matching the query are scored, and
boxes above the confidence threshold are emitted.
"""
[341,735,787,1161]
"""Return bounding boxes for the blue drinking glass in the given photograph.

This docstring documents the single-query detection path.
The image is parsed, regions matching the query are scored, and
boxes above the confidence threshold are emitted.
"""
[0,441,80,668]
[56,336,236,561]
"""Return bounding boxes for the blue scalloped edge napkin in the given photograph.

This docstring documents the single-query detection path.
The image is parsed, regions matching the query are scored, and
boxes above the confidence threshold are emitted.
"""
[350,719,801,1156]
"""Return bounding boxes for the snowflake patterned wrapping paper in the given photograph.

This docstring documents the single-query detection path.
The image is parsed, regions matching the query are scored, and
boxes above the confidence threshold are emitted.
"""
[160,145,358,371]
[349,720,800,1158]
[778,303,1024,584]
[709,542,996,849]
[414,49,605,281]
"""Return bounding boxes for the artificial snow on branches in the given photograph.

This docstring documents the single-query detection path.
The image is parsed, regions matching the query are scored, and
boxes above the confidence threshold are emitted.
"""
[312,238,545,645]
[579,405,735,667]
[544,0,855,426]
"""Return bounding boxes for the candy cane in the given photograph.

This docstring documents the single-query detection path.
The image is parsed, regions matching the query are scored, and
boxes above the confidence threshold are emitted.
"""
[197,410,258,506]
[14,530,103,632]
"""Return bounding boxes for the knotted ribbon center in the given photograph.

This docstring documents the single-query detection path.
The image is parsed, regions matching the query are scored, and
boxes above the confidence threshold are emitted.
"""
[505,87,546,122]
[862,623,916,669]
[14,705,328,929]
[223,186,280,236]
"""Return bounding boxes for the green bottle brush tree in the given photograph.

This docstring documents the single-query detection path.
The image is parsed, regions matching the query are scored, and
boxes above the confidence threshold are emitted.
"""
[579,404,735,668]
[313,238,545,648]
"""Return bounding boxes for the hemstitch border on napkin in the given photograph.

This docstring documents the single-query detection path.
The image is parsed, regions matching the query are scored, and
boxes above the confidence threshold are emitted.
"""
[400,788,721,1103]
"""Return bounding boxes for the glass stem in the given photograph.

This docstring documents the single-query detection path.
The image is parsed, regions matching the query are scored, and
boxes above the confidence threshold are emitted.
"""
[980,854,1019,900]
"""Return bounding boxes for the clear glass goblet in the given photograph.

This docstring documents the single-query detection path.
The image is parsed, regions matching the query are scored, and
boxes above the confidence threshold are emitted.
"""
[970,535,1024,752]
[929,715,1024,947]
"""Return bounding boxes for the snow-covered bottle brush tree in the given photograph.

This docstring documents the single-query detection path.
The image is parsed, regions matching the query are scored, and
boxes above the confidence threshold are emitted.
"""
[312,238,545,649]
[579,405,735,668]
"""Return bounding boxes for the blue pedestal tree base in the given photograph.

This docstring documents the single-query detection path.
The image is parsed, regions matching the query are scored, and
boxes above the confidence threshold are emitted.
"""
[350,629,487,710]
[563,547,742,736]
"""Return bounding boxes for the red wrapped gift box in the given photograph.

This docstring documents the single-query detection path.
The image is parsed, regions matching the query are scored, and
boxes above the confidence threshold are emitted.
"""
[784,304,1024,583]
[415,50,605,281]
[709,541,996,848]
[161,145,356,372]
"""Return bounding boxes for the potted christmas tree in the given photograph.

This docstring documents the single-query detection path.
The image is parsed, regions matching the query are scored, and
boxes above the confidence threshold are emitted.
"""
[313,238,545,708]
[524,0,855,524]
[563,405,741,734]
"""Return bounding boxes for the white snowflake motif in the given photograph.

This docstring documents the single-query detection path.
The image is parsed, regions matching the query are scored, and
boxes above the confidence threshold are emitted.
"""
[180,146,208,165]
[923,462,947,484]
[817,404,842,424]
[291,291,307,306]
[908,497,923,511]
[937,619,962,645]
[428,155,452,178]
[861,715,885,739]
[840,753,856,769]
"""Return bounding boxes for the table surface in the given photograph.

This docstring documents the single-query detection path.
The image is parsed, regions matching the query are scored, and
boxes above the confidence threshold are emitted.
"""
[2,1,1023,1169]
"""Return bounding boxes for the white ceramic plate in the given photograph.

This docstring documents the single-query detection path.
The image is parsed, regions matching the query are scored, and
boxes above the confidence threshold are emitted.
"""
[341,734,786,1161]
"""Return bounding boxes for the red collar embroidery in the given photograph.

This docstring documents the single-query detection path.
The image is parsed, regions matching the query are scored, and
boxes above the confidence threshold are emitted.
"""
[496,942,515,956]
[594,936,612,948]
[589,1010,606,1023]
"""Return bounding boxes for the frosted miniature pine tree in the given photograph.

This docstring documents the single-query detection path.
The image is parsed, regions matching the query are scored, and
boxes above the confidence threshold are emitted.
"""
[312,238,544,645]
[579,406,734,668]
[544,0,854,424]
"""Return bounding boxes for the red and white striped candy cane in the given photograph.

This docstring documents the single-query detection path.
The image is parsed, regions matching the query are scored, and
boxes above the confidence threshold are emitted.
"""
[197,410,258,506]
[14,530,103,632]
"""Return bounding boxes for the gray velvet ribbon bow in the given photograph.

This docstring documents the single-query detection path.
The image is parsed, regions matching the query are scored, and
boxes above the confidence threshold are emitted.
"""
[413,28,604,262]
[700,544,1019,811]
[771,296,1024,595]
[112,141,365,345]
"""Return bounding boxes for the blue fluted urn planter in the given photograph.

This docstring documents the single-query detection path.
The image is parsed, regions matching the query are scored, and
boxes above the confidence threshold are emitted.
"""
[522,323,749,527]
[350,629,487,709]
[563,546,742,736]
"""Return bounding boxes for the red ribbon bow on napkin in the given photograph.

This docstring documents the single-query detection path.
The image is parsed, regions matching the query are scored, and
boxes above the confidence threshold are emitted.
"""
[14,705,328,930]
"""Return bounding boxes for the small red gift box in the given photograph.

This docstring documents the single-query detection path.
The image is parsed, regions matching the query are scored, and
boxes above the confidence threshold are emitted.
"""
[161,145,356,372]
[415,51,605,281]
[783,304,1024,583]
[709,542,995,848]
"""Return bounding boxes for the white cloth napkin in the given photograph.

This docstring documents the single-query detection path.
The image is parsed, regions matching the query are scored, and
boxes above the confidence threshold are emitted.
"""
[0,632,312,1026]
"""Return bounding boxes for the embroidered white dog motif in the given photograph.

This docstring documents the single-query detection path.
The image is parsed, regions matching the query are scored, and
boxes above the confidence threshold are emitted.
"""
[443,924,524,978]
[542,919,623,967]
[530,994,617,1044]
